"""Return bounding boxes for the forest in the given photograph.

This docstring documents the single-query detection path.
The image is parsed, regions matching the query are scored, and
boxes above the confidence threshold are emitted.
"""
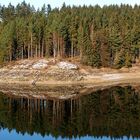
[0,1,140,68]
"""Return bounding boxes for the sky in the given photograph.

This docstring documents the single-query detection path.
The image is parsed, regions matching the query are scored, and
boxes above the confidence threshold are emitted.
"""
[0,129,138,140]
[0,0,140,9]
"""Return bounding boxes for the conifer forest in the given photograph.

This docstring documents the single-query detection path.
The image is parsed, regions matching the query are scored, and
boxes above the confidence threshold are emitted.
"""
[0,2,140,68]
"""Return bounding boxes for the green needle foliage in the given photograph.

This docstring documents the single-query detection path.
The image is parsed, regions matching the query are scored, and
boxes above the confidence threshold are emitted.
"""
[0,2,140,68]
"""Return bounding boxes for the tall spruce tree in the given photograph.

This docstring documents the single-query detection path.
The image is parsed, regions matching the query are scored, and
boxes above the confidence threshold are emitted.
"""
[0,2,140,68]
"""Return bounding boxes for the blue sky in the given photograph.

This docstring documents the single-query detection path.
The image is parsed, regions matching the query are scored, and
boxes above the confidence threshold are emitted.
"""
[0,0,140,9]
[0,129,139,140]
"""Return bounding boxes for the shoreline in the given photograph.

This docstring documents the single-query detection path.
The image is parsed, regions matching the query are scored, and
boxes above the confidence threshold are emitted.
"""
[0,72,140,100]
[0,72,140,86]
[0,72,140,92]
[1,59,140,99]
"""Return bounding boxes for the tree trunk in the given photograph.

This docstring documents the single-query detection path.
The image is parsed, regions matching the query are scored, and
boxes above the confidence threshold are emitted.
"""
[31,33,33,58]
[57,36,60,58]
[22,45,24,59]
[139,48,140,58]
[45,43,48,57]
[36,45,38,58]
[28,44,30,59]
[53,45,56,59]
[61,37,64,58]
[80,47,82,60]
[41,39,44,58]
[53,33,56,60]
[9,44,12,62]
[38,42,41,58]
[9,51,12,62]
[71,41,74,58]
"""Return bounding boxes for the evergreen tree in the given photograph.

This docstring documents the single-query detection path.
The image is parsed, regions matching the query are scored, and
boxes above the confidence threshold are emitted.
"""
[0,2,140,68]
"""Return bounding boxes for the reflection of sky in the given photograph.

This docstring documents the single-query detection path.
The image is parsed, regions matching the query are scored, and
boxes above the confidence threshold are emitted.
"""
[0,129,140,140]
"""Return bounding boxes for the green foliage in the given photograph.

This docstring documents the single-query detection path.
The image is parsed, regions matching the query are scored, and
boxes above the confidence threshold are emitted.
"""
[0,2,140,68]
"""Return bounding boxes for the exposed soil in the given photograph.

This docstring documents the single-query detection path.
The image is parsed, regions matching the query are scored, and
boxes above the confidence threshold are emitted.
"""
[0,58,140,99]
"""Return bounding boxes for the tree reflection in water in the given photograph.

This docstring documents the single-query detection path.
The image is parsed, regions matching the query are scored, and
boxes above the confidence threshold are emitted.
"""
[0,86,140,139]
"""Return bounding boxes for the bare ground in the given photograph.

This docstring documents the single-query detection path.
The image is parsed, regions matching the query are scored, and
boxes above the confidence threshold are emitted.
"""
[0,58,140,99]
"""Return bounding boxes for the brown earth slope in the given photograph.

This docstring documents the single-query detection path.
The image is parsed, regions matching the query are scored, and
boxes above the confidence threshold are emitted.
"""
[0,58,140,86]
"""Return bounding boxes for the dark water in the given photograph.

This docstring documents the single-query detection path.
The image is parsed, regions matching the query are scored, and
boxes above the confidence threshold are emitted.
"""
[0,86,140,140]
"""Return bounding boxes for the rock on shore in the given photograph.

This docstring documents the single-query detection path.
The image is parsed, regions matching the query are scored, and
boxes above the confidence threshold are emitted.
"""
[0,59,84,83]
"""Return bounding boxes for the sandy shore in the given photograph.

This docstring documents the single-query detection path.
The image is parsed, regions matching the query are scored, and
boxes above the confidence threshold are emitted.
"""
[0,71,140,86]
[0,71,140,100]
[1,59,140,99]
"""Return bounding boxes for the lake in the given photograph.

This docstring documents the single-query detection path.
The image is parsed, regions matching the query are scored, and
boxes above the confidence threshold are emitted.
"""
[0,85,140,140]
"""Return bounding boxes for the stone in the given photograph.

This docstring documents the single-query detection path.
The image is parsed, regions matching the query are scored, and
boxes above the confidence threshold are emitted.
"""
[57,61,78,70]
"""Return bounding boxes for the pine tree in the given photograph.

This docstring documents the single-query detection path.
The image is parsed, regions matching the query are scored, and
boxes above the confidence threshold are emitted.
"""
[0,2,140,68]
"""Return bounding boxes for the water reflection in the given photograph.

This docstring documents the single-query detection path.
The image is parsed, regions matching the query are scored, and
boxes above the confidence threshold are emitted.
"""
[0,86,140,139]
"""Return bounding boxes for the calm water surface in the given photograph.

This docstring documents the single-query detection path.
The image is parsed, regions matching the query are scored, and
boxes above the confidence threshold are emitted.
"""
[0,86,140,140]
